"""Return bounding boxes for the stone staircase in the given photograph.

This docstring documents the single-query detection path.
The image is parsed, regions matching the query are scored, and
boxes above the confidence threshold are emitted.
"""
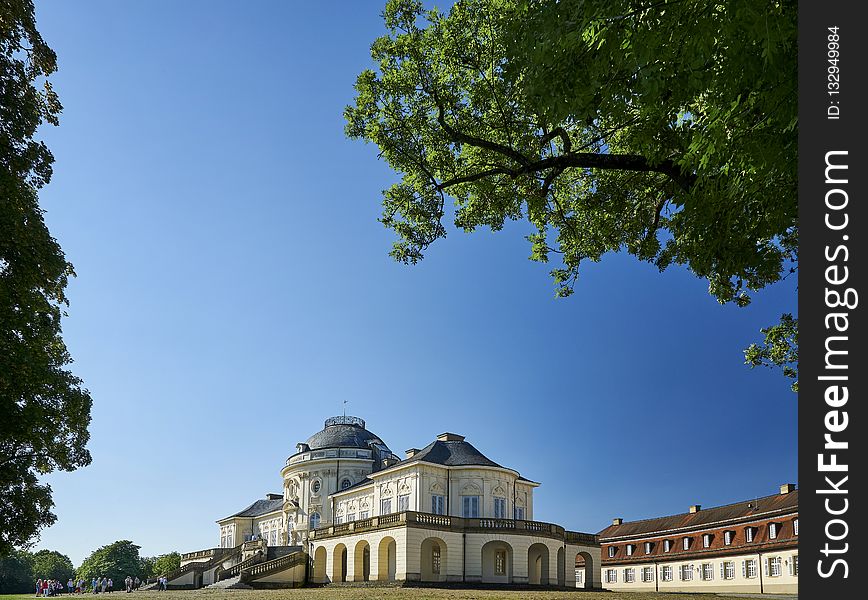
[204,575,252,590]
[243,551,307,583]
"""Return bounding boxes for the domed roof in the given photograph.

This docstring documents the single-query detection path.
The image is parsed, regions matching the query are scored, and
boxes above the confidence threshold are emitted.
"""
[304,416,391,451]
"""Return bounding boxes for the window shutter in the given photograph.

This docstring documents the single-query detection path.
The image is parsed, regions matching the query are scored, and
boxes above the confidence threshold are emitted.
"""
[721,563,725,579]
[788,559,793,576]
[764,559,769,576]
[741,561,746,577]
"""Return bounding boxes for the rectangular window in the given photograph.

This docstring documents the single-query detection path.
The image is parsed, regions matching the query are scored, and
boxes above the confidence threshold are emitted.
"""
[793,555,799,577]
[359,510,369,520]
[514,506,525,520]
[380,498,392,515]
[432,546,441,574]
[494,497,506,518]
[682,537,690,550]
[495,550,506,575]
[626,544,634,556]
[769,556,781,577]
[723,561,734,580]
[746,559,757,579]
[662,565,673,582]
[746,526,755,542]
[702,533,711,548]
[398,494,410,512]
[606,569,617,583]
[220,536,227,548]
[724,530,732,545]
[346,513,356,522]
[335,516,343,524]
[794,518,799,536]
[769,522,778,539]
[575,570,583,584]
[702,563,713,581]
[680,565,693,581]
[664,539,672,552]
[608,546,616,558]
[642,567,654,582]
[462,496,480,518]
[644,541,652,554]
[432,495,445,515]
[624,568,634,583]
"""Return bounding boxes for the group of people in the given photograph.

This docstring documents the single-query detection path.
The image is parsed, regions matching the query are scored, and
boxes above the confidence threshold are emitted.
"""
[34,579,66,596]
[35,577,145,596]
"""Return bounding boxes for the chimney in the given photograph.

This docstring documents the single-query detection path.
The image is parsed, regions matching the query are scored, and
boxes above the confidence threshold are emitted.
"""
[689,505,701,513]
[265,493,283,501]
[612,518,623,526]
[437,432,465,442]
[405,448,420,459]
[780,483,796,494]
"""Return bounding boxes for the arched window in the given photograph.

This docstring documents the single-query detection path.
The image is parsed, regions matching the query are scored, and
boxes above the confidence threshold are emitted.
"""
[341,478,352,490]
[309,512,321,529]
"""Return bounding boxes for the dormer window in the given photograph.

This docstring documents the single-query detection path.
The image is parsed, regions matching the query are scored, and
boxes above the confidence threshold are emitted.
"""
[746,526,757,542]
[769,522,779,539]
[683,536,691,550]
[702,533,712,548]
[626,544,634,556]
[794,518,799,536]
[664,539,672,552]
[608,546,616,558]
[724,531,733,545]
[644,541,652,554]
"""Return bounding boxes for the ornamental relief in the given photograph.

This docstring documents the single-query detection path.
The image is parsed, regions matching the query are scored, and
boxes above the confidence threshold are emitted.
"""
[461,482,482,495]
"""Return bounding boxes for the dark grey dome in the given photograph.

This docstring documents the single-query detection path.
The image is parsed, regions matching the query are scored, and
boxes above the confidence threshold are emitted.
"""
[304,416,391,451]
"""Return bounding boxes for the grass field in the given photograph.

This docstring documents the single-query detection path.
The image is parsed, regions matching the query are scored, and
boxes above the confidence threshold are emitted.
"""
[0,589,779,600]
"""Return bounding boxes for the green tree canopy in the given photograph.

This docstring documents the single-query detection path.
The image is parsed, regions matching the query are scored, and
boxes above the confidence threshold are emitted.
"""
[150,552,181,576]
[76,541,144,583]
[0,0,93,555]
[29,549,74,582]
[0,550,34,593]
[346,0,797,383]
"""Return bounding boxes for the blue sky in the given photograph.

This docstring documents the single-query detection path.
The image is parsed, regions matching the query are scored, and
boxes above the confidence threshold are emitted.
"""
[31,0,796,566]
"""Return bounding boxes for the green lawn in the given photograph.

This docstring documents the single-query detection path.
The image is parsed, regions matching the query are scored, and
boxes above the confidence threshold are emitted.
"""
[0,590,775,600]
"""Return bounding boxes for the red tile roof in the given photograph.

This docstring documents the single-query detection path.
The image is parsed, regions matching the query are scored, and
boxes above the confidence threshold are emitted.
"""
[598,490,798,539]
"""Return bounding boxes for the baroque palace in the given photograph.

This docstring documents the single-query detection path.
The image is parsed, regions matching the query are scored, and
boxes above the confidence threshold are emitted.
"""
[164,415,797,594]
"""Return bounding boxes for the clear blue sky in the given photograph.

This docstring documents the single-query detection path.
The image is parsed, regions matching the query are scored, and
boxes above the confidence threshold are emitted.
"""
[31,0,797,567]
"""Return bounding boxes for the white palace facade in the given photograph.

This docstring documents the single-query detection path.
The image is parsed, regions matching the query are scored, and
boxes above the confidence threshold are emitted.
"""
[167,415,796,594]
[173,415,600,589]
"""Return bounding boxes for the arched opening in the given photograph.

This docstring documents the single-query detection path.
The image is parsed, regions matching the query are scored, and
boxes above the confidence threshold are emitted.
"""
[313,546,328,583]
[528,543,550,585]
[481,540,513,584]
[377,537,397,581]
[309,512,321,530]
[332,544,347,583]
[354,540,371,581]
[575,551,594,588]
[557,546,565,587]
[420,537,448,582]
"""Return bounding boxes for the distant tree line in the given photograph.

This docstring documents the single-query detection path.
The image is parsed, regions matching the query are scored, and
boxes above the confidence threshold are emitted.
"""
[0,542,180,593]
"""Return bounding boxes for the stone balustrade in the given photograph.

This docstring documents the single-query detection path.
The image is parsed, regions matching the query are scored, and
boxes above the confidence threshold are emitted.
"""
[309,510,598,546]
